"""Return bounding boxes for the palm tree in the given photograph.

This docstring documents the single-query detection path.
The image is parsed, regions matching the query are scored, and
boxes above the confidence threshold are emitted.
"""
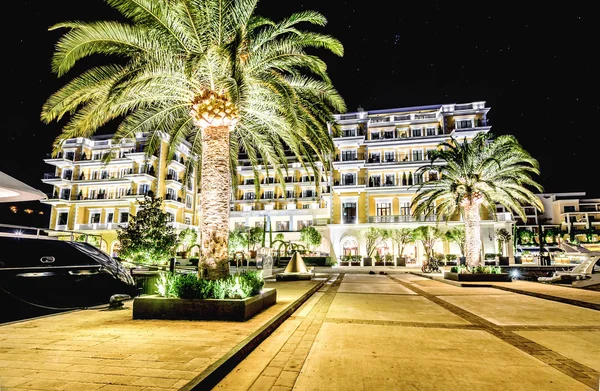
[445,226,466,258]
[42,0,345,279]
[388,228,414,262]
[412,132,543,267]
[413,226,442,262]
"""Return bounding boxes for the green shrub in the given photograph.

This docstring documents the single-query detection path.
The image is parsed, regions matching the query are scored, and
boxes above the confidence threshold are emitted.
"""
[450,266,458,273]
[325,257,336,266]
[445,254,458,261]
[484,253,499,260]
[160,270,265,300]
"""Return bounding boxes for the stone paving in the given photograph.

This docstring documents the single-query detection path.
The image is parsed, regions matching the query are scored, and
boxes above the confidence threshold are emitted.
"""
[218,272,600,390]
[0,279,323,391]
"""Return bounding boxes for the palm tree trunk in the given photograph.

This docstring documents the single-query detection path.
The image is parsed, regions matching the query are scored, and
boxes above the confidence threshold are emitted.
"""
[199,125,231,280]
[464,204,482,267]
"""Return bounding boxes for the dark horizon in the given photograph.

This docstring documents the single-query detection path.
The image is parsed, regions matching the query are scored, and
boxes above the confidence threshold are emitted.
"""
[1,1,598,224]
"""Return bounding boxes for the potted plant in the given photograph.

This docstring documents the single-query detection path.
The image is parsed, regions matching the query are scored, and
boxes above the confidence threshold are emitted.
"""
[350,255,362,266]
[496,228,511,265]
[374,252,384,266]
[445,226,467,266]
[388,228,414,267]
[339,255,349,266]
[484,253,498,265]
[384,254,393,266]
[361,227,387,267]
[445,254,458,266]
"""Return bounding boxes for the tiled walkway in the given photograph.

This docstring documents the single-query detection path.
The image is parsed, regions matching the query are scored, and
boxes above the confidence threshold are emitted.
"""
[218,273,600,390]
[0,280,324,391]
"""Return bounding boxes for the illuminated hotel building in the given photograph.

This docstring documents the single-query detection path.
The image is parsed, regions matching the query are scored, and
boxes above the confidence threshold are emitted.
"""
[42,101,517,264]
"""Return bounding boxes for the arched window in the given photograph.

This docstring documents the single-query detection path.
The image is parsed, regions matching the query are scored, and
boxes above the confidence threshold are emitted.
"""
[342,238,358,257]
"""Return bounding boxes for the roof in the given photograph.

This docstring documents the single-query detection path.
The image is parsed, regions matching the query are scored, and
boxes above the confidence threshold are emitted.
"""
[0,171,47,203]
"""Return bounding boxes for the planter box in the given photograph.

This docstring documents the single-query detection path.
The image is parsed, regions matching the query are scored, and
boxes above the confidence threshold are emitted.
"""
[396,257,406,267]
[514,256,522,264]
[132,288,277,321]
[443,272,511,282]
[339,261,349,266]
[363,257,372,267]
[350,262,361,267]
[499,256,509,266]
[374,261,385,266]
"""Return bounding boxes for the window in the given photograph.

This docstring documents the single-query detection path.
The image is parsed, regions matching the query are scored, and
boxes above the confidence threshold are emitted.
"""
[342,173,355,185]
[399,202,410,216]
[89,189,97,199]
[414,173,424,184]
[286,190,295,199]
[167,212,175,223]
[184,216,191,225]
[90,212,101,224]
[60,188,71,200]
[167,169,177,181]
[370,131,380,140]
[564,205,576,213]
[341,150,357,161]
[58,212,68,226]
[303,204,311,209]
[412,150,423,161]
[234,222,246,231]
[426,149,436,159]
[428,171,439,181]
[384,174,395,186]
[368,153,380,163]
[139,184,149,195]
[343,239,358,257]
[342,128,356,137]
[304,190,315,198]
[63,169,73,180]
[65,151,75,160]
[255,221,264,229]
[384,152,395,162]
[118,187,127,198]
[166,188,176,200]
[383,130,395,139]
[342,202,357,224]
[276,221,290,231]
[186,195,193,208]
[297,220,312,230]
[100,170,108,180]
[91,171,98,180]
[263,191,274,199]
[377,202,392,216]
[92,153,101,160]
[119,212,129,223]
[244,192,255,200]
[412,128,422,137]
[455,119,473,129]
[426,127,437,136]
[106,212,114,224]
[369,175,381,187]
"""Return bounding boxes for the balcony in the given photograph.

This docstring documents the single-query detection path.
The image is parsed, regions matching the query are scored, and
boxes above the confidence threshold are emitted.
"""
[368,215,437,223]
[333,178,366,187]
[164,193,185,206]
[168,157,186,171]
[75,223,122,231]
[44,153,74,168]
[165,175,183,188]
[41,173,71,185]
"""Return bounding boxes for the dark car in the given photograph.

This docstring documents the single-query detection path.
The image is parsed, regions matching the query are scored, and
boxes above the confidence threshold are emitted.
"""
[0,236,138,311]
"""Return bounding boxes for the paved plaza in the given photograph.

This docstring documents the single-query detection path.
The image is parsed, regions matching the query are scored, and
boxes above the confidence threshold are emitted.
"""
[1,272,600,390]
[217,273,600,391]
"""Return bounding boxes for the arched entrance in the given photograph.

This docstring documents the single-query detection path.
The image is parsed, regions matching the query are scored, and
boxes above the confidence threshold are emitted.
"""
[342,237,359,257]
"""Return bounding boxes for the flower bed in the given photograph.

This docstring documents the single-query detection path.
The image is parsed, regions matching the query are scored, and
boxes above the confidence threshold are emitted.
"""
[444,265,511,282]
[132,271,276,321]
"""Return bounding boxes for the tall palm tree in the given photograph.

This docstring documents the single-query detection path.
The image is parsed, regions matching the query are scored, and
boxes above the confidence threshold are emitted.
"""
[412,132,543,267]
[413,226,442,261]
[41,0,345,279]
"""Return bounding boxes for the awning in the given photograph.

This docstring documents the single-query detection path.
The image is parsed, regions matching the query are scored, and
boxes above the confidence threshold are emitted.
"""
[0,171,47,203]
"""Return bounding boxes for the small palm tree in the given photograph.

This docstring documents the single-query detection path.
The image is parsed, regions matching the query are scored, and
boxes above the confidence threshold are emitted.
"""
[445,226,466,257]
[412,132,543,266]
[496,228,512,256]
[361,227,387,259]
[413,226,442,262]
[42,0,345,279]
[388,228,414,260]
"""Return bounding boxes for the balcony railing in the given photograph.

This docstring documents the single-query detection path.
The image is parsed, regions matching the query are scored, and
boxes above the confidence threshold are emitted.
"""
[335,153,365,162]
[368,215,437,223]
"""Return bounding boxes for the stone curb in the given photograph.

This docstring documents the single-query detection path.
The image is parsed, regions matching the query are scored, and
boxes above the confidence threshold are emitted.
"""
[410,271,600,311]
[180,278,328,391]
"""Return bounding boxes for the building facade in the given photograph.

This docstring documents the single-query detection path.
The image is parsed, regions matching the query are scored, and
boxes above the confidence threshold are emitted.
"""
[42,101,520,264]
[327,101,514,263]
[42,133,199,256]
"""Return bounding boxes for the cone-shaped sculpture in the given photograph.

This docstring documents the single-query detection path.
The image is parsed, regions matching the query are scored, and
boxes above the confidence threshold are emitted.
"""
[284,252,308,274]
[276,252,312,281]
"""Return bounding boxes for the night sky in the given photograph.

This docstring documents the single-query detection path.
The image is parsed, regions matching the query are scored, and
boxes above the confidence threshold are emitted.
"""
[1,1,598,225]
